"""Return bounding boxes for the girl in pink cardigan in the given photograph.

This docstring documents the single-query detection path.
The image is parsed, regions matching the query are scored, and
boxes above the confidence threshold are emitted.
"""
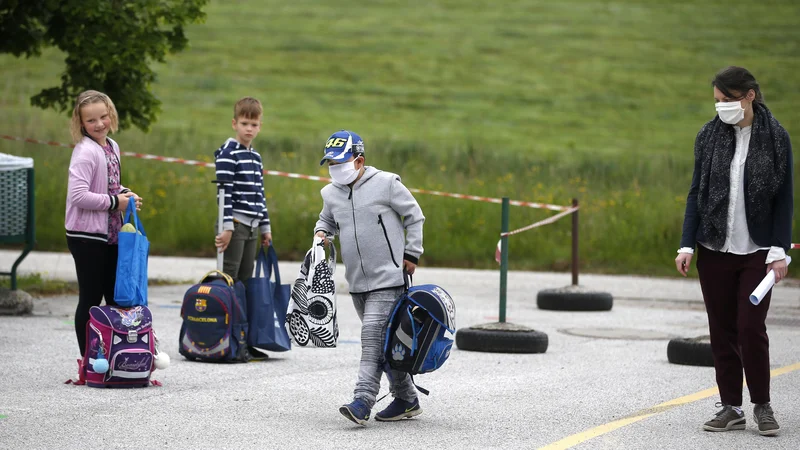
[65,90,143,362]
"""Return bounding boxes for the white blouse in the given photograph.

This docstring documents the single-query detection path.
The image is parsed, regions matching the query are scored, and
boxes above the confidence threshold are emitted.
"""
[679,125,786,263]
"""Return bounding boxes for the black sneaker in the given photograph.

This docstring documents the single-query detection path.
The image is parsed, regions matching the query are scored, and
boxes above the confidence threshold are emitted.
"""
[754,403,780,436]
[375,397,422,422]
[248,347,269,361]
[339,399,371,426]
[703,403,745,432]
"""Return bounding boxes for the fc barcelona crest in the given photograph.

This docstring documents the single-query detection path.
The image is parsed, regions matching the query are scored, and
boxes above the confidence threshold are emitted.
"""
[195,299,207,312]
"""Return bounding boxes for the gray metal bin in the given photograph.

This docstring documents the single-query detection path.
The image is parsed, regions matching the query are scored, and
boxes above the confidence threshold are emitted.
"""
[0,153,35,290]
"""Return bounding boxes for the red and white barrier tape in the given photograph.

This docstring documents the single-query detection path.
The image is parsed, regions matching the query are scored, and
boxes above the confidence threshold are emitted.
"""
[1,135,74,149]
[12,135,796,260]
[408,189,569,211]
[494,206,579,263]
[122,151,332,182]
[500,206,578,238]
[2,134,571,211]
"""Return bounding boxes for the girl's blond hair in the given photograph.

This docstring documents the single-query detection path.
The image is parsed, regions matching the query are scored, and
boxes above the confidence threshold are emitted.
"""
[70,90,119,143]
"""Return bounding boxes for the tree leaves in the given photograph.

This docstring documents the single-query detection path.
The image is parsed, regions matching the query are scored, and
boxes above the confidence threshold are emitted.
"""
[0,0,207,131]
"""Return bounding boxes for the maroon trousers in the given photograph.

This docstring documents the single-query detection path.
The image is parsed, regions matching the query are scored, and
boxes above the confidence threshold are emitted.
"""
[696,246,771,406]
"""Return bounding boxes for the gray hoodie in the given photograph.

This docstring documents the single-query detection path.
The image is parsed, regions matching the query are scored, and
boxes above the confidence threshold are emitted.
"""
[314,166,424,294]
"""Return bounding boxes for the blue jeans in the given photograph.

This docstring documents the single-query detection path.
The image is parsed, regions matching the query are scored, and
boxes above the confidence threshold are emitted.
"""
[351,287,416,408]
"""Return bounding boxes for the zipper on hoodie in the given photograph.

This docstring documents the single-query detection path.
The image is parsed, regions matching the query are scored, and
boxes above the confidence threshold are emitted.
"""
[350,187,369,285]
[378,214,400,268]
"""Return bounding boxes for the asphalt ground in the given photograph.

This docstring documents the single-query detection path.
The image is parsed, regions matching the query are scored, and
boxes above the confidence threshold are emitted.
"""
[1,251,799,449]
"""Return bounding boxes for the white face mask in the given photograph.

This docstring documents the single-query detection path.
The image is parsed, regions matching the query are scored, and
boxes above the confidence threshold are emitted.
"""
[715,101,745,125]
[329,160,360,185]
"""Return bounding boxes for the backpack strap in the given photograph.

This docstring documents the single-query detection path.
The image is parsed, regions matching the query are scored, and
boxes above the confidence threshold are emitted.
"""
[201,270,234,286]
[407,297,456,334]
[411,375,430,396]
[376,360,395,403]
[380,361,431,399]
[407,306,421,356]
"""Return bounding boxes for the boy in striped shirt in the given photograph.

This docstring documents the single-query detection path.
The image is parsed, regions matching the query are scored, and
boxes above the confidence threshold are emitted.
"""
[214,97,273,283]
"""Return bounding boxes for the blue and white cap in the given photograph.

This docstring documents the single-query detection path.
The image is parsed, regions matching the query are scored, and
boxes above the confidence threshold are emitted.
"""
[319,130,365,165]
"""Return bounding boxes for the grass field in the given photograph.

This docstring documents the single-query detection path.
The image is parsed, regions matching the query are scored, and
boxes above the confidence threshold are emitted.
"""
[1,0,799,277]
[0,273,191,297]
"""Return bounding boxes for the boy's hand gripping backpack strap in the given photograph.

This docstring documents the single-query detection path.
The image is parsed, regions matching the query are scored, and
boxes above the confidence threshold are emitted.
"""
[403,270,412,292]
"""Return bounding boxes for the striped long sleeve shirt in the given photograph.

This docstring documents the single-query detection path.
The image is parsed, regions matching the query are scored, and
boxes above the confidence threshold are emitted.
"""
[214,138,271,233]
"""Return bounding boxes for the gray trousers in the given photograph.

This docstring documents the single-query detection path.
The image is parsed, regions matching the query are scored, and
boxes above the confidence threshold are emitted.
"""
[351,287,417,408]
[222,221,259,283]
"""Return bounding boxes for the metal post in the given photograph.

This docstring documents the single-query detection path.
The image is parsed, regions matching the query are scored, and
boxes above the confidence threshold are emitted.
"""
[499,197,509,323]
[211,179,230,272]
[216,186,225,272]
[571,198,579,286]
[9,168,35,291]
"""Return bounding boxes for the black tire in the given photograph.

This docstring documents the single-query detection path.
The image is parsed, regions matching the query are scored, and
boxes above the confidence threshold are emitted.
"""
[667,336,714,367]
[456,323,548,354]
[537,288,613,311]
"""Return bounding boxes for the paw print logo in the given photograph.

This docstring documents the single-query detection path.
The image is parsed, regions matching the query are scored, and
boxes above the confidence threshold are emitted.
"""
[392,343,406,361]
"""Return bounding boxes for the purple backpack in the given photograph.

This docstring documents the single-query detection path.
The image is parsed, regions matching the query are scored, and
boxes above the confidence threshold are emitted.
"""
[81,305,158,388]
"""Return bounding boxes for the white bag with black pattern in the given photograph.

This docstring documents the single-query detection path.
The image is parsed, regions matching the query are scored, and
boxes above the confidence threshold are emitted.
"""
[286,236,339,347]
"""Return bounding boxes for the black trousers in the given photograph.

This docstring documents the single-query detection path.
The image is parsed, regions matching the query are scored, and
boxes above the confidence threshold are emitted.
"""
[697,246,772,406]
[67,236,118,356]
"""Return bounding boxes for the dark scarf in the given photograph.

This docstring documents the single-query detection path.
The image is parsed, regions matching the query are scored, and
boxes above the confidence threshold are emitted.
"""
[696,103,788,250]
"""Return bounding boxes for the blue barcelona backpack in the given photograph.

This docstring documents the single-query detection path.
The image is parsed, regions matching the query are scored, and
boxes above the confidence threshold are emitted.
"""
[179,270,250,362]
[383,276,456,394]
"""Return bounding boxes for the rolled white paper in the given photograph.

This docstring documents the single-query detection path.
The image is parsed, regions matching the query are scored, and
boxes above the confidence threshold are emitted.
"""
[750,255,792,305]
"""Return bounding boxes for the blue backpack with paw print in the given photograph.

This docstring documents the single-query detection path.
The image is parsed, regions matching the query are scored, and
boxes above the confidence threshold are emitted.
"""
[382,277,456,392]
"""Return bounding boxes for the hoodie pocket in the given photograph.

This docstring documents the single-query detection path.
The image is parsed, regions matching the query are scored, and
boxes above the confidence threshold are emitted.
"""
[378,214,400,268]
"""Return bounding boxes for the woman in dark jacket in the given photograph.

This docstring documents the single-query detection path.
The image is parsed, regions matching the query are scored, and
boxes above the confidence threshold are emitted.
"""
[676,66,792,437]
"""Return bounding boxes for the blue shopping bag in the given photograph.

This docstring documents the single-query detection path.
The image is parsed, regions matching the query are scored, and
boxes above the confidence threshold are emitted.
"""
[114,200,149,307]
[245,245,292,352]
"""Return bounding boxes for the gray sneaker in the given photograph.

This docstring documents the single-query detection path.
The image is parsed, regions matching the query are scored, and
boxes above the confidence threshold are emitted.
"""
[703,403,746,432]
[754,403,780,436]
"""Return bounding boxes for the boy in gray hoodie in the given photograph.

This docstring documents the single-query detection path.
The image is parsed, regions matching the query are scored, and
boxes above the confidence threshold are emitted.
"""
[314,130,425,426]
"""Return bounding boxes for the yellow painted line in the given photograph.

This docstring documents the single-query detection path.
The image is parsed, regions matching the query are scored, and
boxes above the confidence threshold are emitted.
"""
[652,386,719,409]
[538,361,800,450]
[539,414,657,450]
[771,361,800,377]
